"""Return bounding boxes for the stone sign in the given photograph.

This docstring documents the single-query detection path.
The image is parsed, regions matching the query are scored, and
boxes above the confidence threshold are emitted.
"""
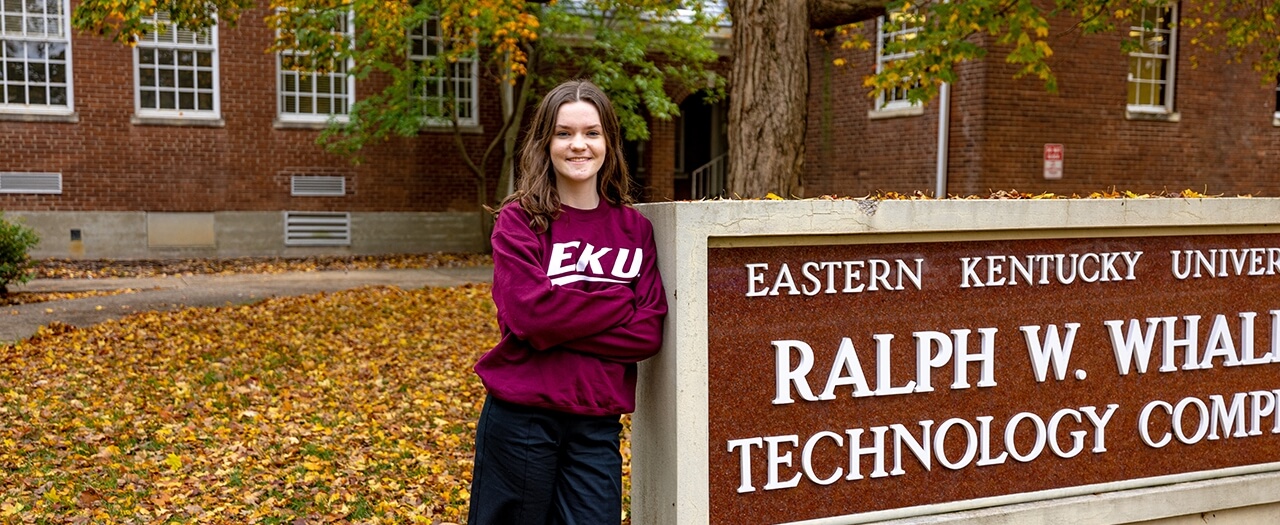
[706,232,1280,524]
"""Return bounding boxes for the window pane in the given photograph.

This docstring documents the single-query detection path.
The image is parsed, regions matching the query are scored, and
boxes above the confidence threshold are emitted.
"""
[140,48,155,65]
[26,84,43,104]
[198,92,211,109]
[49,85,64,104]
[140,68,155,86]
[178,50,193,66]
[26,61,44,83]
[2,15,22,34]
[178,91,193,109]
[178,69,193,88]
[25,15,45,35]
[197,70,211,89]
[159,91,175,109]
[6,84,23,103]
[159,68,175,87]
[196,50,211,67]
[5,59,22,81]
[157,49,173,65]
[141,89,156,108]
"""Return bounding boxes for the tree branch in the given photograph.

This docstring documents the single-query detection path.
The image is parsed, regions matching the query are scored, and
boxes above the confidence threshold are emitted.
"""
[808,0,888,29]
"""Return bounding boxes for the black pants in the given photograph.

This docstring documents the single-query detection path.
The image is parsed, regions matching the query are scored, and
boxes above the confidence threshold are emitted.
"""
[468,395,623,525]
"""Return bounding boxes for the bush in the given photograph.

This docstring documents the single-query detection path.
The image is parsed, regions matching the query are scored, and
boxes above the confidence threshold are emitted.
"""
[0,214,40,296]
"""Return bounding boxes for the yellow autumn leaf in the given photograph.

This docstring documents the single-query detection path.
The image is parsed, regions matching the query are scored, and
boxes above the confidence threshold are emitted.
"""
[165,453,183,471]
[0,502,22,517]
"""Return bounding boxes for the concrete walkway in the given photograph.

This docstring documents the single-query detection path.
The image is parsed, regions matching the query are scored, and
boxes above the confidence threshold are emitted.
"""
[1,266,493,344]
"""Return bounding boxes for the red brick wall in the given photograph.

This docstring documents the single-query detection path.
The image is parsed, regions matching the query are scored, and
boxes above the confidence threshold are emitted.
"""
[978,21,1280,196]
[646,117,677,201]
[0,5,502,214]
[805,25,950,198]
[806,13,1280,198]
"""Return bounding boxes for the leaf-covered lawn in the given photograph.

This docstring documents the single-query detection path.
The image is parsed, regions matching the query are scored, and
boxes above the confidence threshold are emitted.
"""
[1,284,501,523]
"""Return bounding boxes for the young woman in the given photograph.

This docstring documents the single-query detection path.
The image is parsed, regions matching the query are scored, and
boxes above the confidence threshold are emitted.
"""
[468,80,667,524]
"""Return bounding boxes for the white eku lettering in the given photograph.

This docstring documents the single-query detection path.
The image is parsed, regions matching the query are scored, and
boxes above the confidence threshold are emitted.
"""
[548,241,644,286]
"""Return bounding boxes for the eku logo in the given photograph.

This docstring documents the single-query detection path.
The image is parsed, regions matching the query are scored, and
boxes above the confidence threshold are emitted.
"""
[547,241,644,286]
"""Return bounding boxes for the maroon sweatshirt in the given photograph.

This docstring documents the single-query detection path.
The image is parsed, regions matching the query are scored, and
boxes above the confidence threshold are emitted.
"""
[475,201,668,416]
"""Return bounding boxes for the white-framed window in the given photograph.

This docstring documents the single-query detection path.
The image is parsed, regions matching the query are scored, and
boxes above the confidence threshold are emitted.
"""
[1273,76,1279,125]
[0,0,72,114]
[874,9,923,112]
[409,16,478,127]
[134,11,219,119]
[1126,4,1177,115]
[277,9,355,123]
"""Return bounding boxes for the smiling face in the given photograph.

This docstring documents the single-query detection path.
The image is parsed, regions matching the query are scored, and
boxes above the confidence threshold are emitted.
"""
[550,101,607,202]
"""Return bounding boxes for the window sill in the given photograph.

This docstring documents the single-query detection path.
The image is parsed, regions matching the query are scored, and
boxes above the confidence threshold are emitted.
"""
[0,112,79,123]
[868,105,925,120]
[1272,114,1280,127]
[131,115,225,128]
[1125,109,1181,123]
[274,119,347,130]
[421,124,485,134]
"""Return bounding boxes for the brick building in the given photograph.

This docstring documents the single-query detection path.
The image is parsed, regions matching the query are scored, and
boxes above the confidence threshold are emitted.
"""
[1,2,722,258]
[13,3,1261,259]
[805,6,1280,198]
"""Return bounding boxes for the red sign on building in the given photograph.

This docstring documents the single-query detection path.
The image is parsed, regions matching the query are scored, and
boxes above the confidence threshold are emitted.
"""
[1044,143,1064,180]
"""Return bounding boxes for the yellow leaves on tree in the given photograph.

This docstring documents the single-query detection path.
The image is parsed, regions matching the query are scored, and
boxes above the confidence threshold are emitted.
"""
[0,284,500,523]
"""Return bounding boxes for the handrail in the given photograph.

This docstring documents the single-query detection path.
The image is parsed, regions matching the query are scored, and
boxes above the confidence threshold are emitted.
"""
[689,153,728,200]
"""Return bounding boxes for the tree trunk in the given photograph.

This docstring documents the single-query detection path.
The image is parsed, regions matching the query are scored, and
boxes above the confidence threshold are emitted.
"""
[727,0,809,198]
[808,0,887,29]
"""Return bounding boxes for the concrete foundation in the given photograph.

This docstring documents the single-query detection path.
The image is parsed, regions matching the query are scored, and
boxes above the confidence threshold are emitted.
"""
[3,211,485,259]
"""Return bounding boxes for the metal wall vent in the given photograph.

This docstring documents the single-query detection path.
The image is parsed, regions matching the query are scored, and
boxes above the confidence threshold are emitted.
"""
[285,212,351,246]
[291,175,346,196]
[0,172,62,194]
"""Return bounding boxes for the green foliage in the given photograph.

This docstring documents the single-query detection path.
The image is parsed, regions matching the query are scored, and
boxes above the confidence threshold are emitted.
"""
[320,0,727,152]
[0,215,40,296]
[532,0,727,141]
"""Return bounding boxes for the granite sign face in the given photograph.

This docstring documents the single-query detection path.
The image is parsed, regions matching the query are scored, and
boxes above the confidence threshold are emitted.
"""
[706,232,1280,524]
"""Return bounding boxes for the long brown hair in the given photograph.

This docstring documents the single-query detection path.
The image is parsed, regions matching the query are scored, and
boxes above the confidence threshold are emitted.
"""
[502,80,632,233]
